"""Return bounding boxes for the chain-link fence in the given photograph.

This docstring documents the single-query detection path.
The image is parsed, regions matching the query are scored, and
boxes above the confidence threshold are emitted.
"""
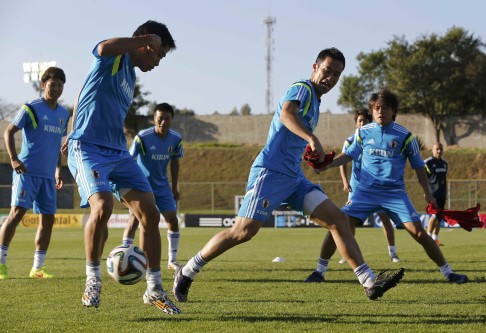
[1,180,484,214]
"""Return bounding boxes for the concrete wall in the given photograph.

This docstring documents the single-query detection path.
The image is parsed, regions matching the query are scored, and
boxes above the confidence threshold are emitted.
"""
[0,113,484,150]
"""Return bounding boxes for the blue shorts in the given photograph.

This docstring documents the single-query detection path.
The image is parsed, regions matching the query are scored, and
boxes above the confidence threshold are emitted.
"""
[238,167,322,223]
[342,188,420,225]
[154,185,177,212]
[11,173,56,214]
[68,140,152,208]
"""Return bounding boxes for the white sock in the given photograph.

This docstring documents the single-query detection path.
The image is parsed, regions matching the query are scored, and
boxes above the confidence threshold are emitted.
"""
[354,263,376,288]
[122,237,134,246]
[0,245,8,265]
[86,261,101,281]
[316,258,329,275]
[388,246,397,257]
[33,250,47,270]
[439,263,453,278]
[146,268,163,292]
[431,234,438,241]
[182,251,207,279]
[167,231,180,263]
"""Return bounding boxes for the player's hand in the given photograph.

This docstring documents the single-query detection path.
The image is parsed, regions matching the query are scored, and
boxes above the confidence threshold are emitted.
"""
[145,34,162,52]
[60,139,69,156]
[55,171,64,190]
[424,193,435,204]
[172,188,180,201]
[343,185,352,193]
[11,159,27,174]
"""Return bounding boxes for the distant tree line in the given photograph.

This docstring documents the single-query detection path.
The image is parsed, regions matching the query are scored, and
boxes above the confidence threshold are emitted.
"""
[338,26,486,146]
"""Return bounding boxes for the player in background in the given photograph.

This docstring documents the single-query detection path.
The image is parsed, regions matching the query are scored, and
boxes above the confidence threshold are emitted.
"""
[0,67,69,280]
[122,103,183,271]
[61,21,180,314]
[173,48,405,303]
[425,142,448,246]
[329,108,400,268]
[306,87,468,284]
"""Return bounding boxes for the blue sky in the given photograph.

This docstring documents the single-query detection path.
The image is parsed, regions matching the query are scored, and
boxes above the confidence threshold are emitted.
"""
[0,0,484,115]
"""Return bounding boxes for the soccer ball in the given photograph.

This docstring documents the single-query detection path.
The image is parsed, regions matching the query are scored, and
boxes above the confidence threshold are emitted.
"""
[106,244,148,285]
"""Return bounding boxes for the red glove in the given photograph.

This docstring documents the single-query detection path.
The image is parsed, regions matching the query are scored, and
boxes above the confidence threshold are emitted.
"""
[426,202,483,232]
[303,145,335,171]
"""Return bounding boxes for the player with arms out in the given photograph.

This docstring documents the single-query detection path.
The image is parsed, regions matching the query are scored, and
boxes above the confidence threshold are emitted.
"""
[310,108,400,275]
[307,88,468,284]
[122,102,183,271]
[0,67,69,280]
[425,142,447,246]
[62,20,180,314]
[173,48,405,303]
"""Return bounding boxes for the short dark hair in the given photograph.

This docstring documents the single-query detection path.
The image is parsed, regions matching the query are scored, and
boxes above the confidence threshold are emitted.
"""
[154,102,174,117]
[369,87,399,117]
[133,20,176,51]
[354,108,372,123]
[41,67,66,84]
[315,48,345,69]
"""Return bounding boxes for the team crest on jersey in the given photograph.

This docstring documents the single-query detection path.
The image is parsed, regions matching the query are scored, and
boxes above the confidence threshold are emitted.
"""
[389,140,398,149]
[60,118,64,125]
[168,146,173,153]
[91,170,100,179]
[20,189,27,197]
[262,199,270,208]
[150,145,156,151]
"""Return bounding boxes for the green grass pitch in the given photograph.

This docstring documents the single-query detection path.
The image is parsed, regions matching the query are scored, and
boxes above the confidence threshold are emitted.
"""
[0,227,485,333]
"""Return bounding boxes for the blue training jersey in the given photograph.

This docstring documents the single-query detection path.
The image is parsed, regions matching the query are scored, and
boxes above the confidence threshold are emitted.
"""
[70,41,136,150]
[342,134,361,190]
[12,98,69,179]
[345,121,424,190]
[252,80,320,177]
[129,128,183,195]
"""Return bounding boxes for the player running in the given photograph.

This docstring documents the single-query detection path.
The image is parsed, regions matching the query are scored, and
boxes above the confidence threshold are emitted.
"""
[173,48,405,304]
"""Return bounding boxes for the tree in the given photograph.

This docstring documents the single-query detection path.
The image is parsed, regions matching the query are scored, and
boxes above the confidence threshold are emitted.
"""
[0,98,19,121]
[124,79,152,137]
[339,26,486,145]
[229,107,238,116]
[240,103,251,116]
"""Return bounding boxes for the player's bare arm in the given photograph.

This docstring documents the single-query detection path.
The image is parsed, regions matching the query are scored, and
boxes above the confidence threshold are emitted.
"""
[4,124,26,174]
[416,167,435,204]
[97,35,162,57]
[280,100,324,160]
[171,159,180,201]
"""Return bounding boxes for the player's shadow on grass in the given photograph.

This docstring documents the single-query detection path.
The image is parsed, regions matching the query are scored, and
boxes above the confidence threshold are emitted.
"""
[133,312,486,325]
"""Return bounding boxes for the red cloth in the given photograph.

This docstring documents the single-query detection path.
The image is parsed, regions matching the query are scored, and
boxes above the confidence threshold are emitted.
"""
[426,202,483,232]
[303,146,335,171]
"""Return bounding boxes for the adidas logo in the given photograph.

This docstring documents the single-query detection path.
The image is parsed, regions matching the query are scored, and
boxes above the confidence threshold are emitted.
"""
[43,115,49,120]
[150,145,156,150]
[367,138,375,145]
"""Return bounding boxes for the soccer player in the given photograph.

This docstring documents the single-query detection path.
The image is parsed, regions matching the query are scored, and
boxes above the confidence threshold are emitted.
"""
[312,108,400,272]
[0,67,69,280]
[425,142,448,246]
[122,103,183,271]
[307,87,468,284]
[173,48,405,303]
[62,21,180,314]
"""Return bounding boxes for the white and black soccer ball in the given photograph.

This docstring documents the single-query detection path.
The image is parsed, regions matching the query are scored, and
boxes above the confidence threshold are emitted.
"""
[106,244,148,285]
